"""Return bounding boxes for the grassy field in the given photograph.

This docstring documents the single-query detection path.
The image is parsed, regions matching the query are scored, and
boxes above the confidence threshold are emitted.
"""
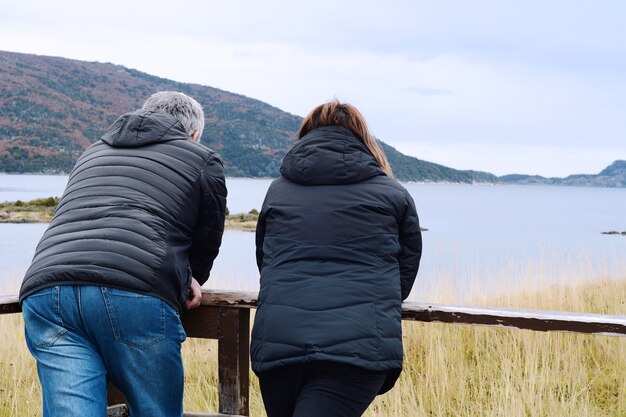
[1,279,625,416]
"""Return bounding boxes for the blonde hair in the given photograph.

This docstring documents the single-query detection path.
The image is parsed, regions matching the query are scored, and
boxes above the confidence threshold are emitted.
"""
[298,100,393,177]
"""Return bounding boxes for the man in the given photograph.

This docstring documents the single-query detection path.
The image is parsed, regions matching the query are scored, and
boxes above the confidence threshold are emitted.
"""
[19,91,227,417]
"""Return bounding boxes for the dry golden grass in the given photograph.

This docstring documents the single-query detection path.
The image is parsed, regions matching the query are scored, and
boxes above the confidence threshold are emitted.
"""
[364,279,626,417]
[1,278,624,416]
[0,314,40,417]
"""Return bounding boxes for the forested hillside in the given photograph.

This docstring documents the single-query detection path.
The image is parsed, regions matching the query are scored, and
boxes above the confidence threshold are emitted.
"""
[0,50,497,182]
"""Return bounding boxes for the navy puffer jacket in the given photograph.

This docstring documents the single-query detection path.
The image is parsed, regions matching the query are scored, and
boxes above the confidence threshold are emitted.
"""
[251,126,422,390]
[20,110,227,311]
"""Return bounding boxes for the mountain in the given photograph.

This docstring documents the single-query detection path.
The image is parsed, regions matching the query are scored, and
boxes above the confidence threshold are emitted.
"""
[1,50,623,187]
[0,50,301,177]
[0,50,495,182]
[500,160,626,188]
[380,143,497,183]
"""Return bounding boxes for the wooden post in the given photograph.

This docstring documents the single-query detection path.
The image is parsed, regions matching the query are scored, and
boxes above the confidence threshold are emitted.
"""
[217,307,250,416]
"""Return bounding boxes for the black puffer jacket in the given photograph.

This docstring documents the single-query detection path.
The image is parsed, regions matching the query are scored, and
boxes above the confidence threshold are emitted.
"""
[20,110,227,311]
[251,126,422,389]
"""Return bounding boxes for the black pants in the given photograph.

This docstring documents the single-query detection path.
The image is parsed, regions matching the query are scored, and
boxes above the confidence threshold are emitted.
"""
[256,362,388,417]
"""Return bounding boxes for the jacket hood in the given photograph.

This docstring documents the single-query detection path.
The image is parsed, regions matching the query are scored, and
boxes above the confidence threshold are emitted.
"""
[280,125,384,185]
[101,110,189,148]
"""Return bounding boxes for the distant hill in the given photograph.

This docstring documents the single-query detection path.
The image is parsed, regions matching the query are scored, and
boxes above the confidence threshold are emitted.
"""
[0,50,300,177]
[380,142,497,183]
[1,50,623,187]
[500,160,626,188]
[0,50,497,183]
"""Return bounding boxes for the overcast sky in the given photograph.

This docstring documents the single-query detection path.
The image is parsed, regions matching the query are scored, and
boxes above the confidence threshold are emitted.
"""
[2,1,625,177]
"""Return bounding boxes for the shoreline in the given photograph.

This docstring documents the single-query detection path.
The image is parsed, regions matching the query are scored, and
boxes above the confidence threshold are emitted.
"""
[0,198,259,231]
[0,210,432,233]
[0,213,259,232]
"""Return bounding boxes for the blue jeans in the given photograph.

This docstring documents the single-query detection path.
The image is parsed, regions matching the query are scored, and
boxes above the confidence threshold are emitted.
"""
[22,285,187,417]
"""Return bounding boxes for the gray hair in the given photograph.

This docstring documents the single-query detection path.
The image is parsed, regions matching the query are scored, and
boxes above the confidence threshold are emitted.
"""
[142,91,205,139]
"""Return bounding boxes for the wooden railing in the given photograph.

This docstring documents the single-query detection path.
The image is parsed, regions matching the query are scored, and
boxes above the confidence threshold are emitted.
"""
[1,290,625,416]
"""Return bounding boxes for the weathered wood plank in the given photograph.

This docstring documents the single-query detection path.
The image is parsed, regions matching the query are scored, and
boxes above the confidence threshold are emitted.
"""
[197,291,626,337]
[0,290,259,315]
[0,295,19,314]
[182,305,219,339]
[3,290,626,336]
[403,302,626,336]
[201,290,257,308]
[217,307,250,416]
[106,404,244,417]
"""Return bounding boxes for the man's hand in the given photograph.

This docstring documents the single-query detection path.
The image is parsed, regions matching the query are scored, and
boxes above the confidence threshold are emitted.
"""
[185,278,202,310]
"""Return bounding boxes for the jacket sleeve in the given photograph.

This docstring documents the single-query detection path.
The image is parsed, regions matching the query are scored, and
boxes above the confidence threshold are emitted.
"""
[188,154,227,285]
[398,190,422,300]
[255,195,269,272]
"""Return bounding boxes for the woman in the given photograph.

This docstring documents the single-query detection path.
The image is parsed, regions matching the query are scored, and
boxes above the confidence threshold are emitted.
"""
[252,100,422,417]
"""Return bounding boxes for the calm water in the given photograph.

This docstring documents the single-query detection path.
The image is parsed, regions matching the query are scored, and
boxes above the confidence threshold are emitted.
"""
[1,175,625,303]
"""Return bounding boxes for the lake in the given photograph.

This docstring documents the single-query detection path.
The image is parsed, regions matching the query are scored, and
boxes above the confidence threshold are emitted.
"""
[1,174,625,304]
